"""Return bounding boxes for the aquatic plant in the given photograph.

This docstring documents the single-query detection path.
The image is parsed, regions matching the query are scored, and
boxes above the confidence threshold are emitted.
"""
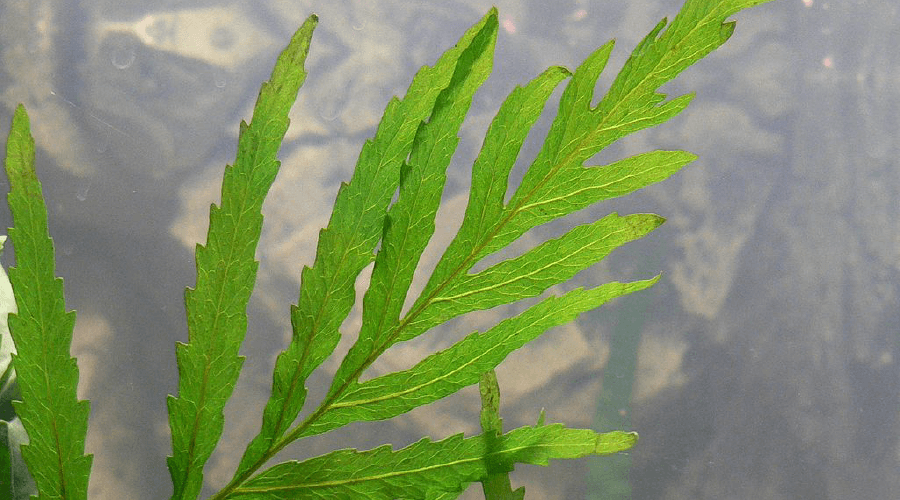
[0,0,774,498]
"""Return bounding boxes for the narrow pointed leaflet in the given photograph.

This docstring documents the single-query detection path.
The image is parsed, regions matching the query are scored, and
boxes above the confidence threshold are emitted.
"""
[3,105,92,500]
[229,425,637,499]
[166,16,317,500]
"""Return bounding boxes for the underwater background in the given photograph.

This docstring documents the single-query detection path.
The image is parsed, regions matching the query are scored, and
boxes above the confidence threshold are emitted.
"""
[1,0,896,498]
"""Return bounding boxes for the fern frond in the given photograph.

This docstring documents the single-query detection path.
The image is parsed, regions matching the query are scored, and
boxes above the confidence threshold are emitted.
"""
[217,0,774,495]
[0,1,778,498]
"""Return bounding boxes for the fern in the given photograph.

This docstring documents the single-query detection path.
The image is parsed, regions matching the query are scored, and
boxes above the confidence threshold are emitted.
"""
[1,1,775,498]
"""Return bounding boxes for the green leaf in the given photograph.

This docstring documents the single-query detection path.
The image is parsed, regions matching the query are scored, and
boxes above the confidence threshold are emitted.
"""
[602,0,776,117]
[3,104,91,499]
[229,425,637,499]
[216,0,774,493]
[400,213,665,343]
[416,0,766,300]
[297,279,657,439]
[396,39,698,347]
[232,8,501,485]
[165,15,317,500]
[0,1,778,498]
[327,5,498,403]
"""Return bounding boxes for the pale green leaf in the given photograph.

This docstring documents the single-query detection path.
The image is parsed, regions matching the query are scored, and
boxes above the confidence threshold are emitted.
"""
[0,235,19,417]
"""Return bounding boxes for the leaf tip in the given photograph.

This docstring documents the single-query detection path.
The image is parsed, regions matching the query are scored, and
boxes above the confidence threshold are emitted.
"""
[12,103,28,122]
[595,430,639,455]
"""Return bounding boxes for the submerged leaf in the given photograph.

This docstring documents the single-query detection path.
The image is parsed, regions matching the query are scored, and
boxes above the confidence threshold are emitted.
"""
[233,8,501,485]
[327,6,498,402]
[0,1,778,498]
[216,0,775,494]
[478,370,526,500]
[298,279,657,439]
[230,425,636,499]
[3,105,91,499]
[0,235,18,421]
[166,15,317,500]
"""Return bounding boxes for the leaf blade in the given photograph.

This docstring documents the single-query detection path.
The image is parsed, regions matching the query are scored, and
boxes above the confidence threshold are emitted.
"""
[231,425,636,499]
[402,213,663,343]
[233,8,502,485]
[165,16,317,500]
[299,279,657,439]
[3,104,92,500]
[327,6,499,402]
[425,64,571,294]
[223,0,775,495]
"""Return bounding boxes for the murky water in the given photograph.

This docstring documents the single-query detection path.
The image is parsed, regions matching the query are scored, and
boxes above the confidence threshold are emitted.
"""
[2,0,898,499]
